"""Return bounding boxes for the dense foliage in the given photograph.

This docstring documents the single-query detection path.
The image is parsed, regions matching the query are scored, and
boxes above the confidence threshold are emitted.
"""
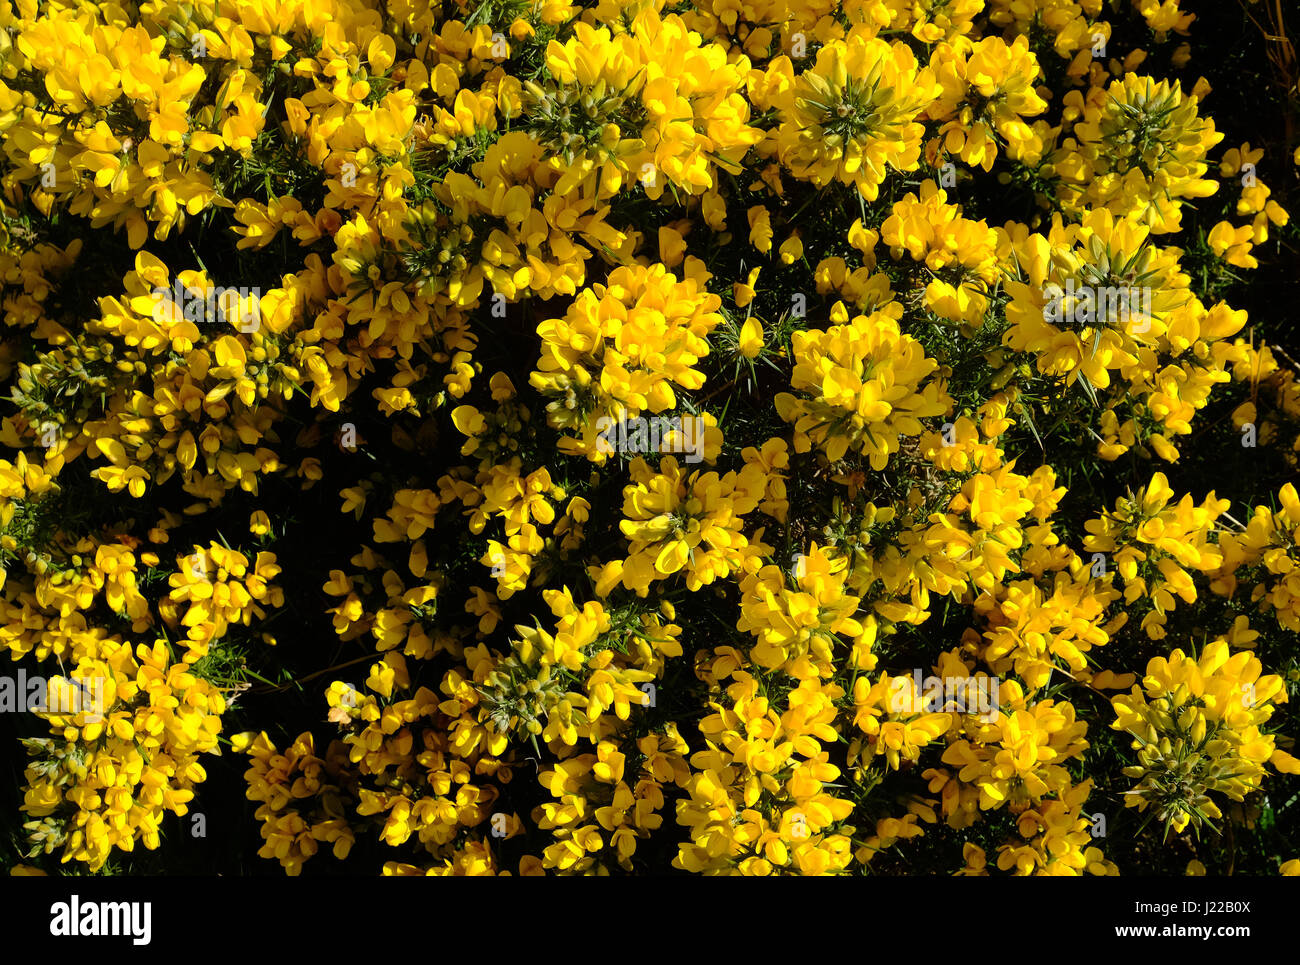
[2,0,1299,876]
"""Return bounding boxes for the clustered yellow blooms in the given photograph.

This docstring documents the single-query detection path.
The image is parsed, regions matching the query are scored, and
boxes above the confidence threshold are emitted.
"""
[928,35,1048,168]
[760,28,941,200]
[1004,210,1186,387]
[537,18,762,198]
[3,0,1298,880]
[850,671,952,770]
[999,206,1252,462]
[1212,484,1300,633]
[776,302,951,466]
[532,723,688,872]
[1204,144,1290,270]
[3,453,281,872]
[613,455,768,594]
[1228,342,1300,466]
[162,542,284,658]
[1084,472,1227,640]
[2,7,224,247]
[677,665,855,875]
[882,180,1000,324]
[736,543,870,675]
[234,731,355,876]
[986,0,1111,78]
[22,639,226,870]
[984,779,1118,875]
[1065,73,1221,233]
[530,263,723,461]
[848,458,1066,628]
[1111,640,1290,835]
[979,570,1123,690]
[942,687,1088,812]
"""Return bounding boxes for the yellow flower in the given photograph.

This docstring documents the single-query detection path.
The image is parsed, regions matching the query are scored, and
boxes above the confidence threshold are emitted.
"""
[1067,73,1222,233]
[929,35,1048,168]
[769,28,940,200]
[775,302,951,467]
[748,205,773,253]
[738,317,764,358]
[1111,639,1287,836]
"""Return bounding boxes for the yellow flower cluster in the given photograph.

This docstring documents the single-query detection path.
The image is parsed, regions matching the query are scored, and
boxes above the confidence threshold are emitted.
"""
[737,543,870,674]
[761,28,941,200]
[530,263,723,460]
[928,35,1048,169]
[1084,472,1227,640]
[3,0,1298,881]
[882,180,1000,325]
[775,303,951,466]
[22,639,226,869]
[235,731,355,876]
[678,667,854,874]
[163,542,284,658]
[1066,73,1221,234]
[1111,639,1291,835]
[1212,484,1300,633]
[613,455,768,594]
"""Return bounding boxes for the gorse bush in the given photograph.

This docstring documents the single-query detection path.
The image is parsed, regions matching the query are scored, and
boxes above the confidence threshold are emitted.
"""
[1,0,1299,877]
